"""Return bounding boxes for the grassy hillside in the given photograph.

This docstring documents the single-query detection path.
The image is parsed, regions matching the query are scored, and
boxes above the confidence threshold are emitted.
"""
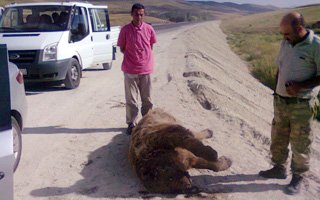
[188,1,277,14]
[94,0,277,24]
[85,0,249,24]
[221,5,320,90]
[0,0,277,25]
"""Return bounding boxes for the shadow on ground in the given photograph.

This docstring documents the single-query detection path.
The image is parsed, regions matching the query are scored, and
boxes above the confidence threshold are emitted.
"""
[23,126,126,134]
[29,133,284,199]
[83,68,105,72]
[192,174,284,193]
[30,133,159,198]
[25,82,67,95]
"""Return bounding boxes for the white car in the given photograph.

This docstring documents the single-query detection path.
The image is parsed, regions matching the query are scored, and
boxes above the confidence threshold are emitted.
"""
[9,62,27,172]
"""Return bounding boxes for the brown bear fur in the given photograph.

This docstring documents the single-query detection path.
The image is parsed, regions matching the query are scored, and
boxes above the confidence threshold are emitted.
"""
[128,108,232,193]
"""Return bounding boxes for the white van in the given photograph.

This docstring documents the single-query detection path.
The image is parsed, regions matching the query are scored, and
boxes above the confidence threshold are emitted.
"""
[0,2,120,89]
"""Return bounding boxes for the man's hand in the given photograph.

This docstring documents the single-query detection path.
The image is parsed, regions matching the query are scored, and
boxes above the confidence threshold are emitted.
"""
[285,81,302,96]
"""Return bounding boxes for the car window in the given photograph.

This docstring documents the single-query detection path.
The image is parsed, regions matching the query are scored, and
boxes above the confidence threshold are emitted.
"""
[70,6,89,42]
[89,8,110,32]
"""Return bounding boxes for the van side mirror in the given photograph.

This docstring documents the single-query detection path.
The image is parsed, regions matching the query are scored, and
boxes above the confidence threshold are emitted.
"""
[71,23,85,35]
[70,27,78,35]
[70,23,86,42]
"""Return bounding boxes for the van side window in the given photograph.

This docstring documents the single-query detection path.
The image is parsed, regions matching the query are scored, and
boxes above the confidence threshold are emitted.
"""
[89,8,110,32]
[70,7,89,42]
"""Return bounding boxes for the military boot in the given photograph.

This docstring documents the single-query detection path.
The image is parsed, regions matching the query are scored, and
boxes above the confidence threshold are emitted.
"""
[258,165,287,179]
[284,174,303,195]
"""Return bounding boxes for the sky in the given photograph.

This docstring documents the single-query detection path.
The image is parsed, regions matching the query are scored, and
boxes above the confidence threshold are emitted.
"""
[193,0,320,8]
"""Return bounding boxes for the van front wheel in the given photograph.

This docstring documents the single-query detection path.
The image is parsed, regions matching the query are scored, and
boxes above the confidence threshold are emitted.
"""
[64,58,81,89]
[12,116,22,172]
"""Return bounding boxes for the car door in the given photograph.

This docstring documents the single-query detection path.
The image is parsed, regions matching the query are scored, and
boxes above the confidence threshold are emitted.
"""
[69,6,93,69]
[0,44,14,200]
[89,7,113,66]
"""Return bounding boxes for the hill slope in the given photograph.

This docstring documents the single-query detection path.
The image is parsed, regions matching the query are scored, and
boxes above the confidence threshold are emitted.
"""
[0,0,278,25]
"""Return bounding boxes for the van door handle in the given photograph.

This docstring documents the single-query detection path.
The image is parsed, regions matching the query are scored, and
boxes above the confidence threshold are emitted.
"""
[91,36,93,41]
[106,34,110,40]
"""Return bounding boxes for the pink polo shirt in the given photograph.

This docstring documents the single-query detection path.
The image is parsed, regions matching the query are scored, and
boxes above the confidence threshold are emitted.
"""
[117,22,157,74]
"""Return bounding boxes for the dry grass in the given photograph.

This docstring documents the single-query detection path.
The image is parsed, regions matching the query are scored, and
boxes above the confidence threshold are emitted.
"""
[0,0,8,6]
[221,5,320,90]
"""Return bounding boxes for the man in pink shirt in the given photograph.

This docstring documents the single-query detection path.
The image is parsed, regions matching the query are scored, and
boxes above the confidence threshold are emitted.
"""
[117,3,157,135]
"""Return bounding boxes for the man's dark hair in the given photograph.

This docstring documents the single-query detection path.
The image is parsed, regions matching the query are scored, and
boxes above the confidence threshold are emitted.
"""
[131,3,145,13]
[291,14,306,29]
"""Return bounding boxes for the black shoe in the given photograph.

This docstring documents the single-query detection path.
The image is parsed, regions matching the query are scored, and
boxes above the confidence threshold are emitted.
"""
[284,174,303,195]
[126,123,135,135]
[258,165,287,179]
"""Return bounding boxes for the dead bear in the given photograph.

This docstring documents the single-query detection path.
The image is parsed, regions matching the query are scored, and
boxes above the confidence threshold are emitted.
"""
[129,108,232,193]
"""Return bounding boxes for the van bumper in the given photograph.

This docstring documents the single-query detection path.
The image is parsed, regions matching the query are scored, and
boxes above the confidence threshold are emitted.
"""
[18,59,72,82]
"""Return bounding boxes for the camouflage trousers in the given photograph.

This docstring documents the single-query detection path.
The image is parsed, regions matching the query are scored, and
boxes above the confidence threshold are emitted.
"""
[271,94,318,175]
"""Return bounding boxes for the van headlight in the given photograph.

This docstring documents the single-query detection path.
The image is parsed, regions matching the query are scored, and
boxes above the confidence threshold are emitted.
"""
[43,43,58,61]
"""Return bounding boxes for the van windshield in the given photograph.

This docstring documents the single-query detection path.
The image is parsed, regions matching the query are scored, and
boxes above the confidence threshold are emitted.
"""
[0,5,71,32]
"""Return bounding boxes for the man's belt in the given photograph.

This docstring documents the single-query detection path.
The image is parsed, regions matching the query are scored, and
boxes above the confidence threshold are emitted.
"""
[274,94,310,104]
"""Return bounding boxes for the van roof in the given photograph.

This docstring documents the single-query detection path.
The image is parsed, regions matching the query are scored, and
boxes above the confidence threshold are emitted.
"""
[5,1,108,8]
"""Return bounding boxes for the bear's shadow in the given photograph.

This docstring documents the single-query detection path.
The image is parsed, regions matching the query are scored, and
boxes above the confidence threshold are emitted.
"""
[30,131,170,199]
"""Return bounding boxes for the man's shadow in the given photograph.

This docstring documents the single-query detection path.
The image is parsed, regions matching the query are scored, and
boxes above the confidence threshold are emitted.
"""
[192,174,284,193]
[30,132,284,199]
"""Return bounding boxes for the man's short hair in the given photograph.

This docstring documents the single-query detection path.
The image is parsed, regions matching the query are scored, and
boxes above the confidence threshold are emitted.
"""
[131,3,145,13]
[291,14,306,29]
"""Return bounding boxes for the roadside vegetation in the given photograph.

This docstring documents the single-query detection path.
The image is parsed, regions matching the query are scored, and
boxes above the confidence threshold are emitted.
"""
[0,0,8,6]
[221,5,320,90]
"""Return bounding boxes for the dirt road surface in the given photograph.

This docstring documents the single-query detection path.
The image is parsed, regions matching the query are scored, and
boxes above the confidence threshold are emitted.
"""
[15,21,320,200]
